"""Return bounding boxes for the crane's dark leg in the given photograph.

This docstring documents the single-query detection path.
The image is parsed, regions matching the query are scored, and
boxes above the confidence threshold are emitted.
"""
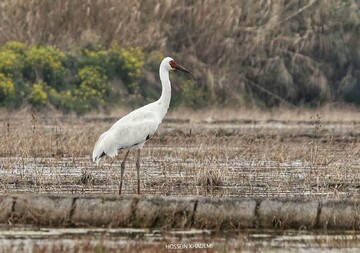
[136,149,141,194]
[119,150,130,195]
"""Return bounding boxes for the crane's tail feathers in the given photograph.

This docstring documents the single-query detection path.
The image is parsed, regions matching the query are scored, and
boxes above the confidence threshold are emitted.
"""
[92,131,110,165]
[94,158,100,166]
[92,154,99,165]
[93,151,106,165]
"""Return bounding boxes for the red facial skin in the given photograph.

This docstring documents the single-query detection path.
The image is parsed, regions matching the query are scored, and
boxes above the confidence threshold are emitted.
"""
[169,60,192,76]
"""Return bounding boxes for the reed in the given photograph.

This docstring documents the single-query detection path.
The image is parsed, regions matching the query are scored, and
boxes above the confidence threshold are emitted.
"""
[0,0,358,108]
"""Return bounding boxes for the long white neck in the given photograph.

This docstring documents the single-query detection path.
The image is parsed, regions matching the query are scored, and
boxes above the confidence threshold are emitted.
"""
[157,65,171,119]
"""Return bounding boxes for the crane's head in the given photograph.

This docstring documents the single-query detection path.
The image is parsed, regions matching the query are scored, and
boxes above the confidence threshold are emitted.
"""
[162,57,192,77]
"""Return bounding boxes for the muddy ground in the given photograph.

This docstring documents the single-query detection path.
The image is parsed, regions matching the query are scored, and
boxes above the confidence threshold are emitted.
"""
[1,115,360,198]
[1,112,360,252]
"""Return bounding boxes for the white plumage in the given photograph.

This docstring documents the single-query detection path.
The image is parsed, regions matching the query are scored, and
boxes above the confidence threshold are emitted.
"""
[92,110,159,161]
[92,57,192,194]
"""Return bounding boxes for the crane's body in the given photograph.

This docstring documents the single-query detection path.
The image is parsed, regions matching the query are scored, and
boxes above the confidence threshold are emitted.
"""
[92,109,159,160]
[92,57,191,194]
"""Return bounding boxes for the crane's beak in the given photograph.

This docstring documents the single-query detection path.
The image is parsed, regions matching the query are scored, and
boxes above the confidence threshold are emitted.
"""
[174,63,193,77]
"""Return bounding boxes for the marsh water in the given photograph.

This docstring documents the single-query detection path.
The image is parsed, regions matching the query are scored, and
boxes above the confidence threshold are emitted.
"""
[1,118,360,252]
[1,227,360,252]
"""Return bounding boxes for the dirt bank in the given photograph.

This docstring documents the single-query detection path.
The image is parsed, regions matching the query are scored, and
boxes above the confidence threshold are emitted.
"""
[1,194,359,230]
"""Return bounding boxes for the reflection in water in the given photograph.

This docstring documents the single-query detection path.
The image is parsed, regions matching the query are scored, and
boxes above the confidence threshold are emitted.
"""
[0,227,360,253]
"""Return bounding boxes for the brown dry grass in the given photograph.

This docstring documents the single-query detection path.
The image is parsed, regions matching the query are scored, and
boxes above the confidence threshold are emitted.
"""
[0,0,358,107]
[166,105,360,123]
[1,107,360,198]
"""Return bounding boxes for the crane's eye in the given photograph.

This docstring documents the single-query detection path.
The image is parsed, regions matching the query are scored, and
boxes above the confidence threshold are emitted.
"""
[169,60,177,69]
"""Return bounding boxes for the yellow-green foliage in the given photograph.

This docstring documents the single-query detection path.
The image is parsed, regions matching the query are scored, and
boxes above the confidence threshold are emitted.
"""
[2,41,27,53]
[49,88,74,112]
[0,41,200,112]
[78,66,108,98]
[26,45,65,82]
[70,66,110,114]
[0,41,26,75]
[30,83,47,107]
[0,42,152,112]
[0,73,15,101]
[26,45,64,70]
[118,47,144,79]
[109,45,145,94]
[81,48,109,67]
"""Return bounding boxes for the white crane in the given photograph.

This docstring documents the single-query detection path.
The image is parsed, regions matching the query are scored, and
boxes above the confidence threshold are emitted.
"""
[92,57,192,195]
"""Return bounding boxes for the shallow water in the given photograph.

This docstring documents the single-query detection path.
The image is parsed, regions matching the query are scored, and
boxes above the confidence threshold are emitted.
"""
[0,148,359,198]
[0,227,360,253]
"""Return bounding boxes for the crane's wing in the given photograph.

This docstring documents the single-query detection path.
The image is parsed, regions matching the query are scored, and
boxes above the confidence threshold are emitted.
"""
[92,110,160,164]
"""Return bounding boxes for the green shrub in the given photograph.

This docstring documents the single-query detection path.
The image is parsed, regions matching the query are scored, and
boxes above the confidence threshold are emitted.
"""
[49,88,74,113]
[29,82,47,107]
[0,73,15,105]
[25,45,66,86]
[72,66,110,114]
[118,47,144,79]
[110,45,144,93]
[77,66,109,102]
[0,41,26,76]
[1,41,27,54]
[77,48,109,70]
[0,43,169,111]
